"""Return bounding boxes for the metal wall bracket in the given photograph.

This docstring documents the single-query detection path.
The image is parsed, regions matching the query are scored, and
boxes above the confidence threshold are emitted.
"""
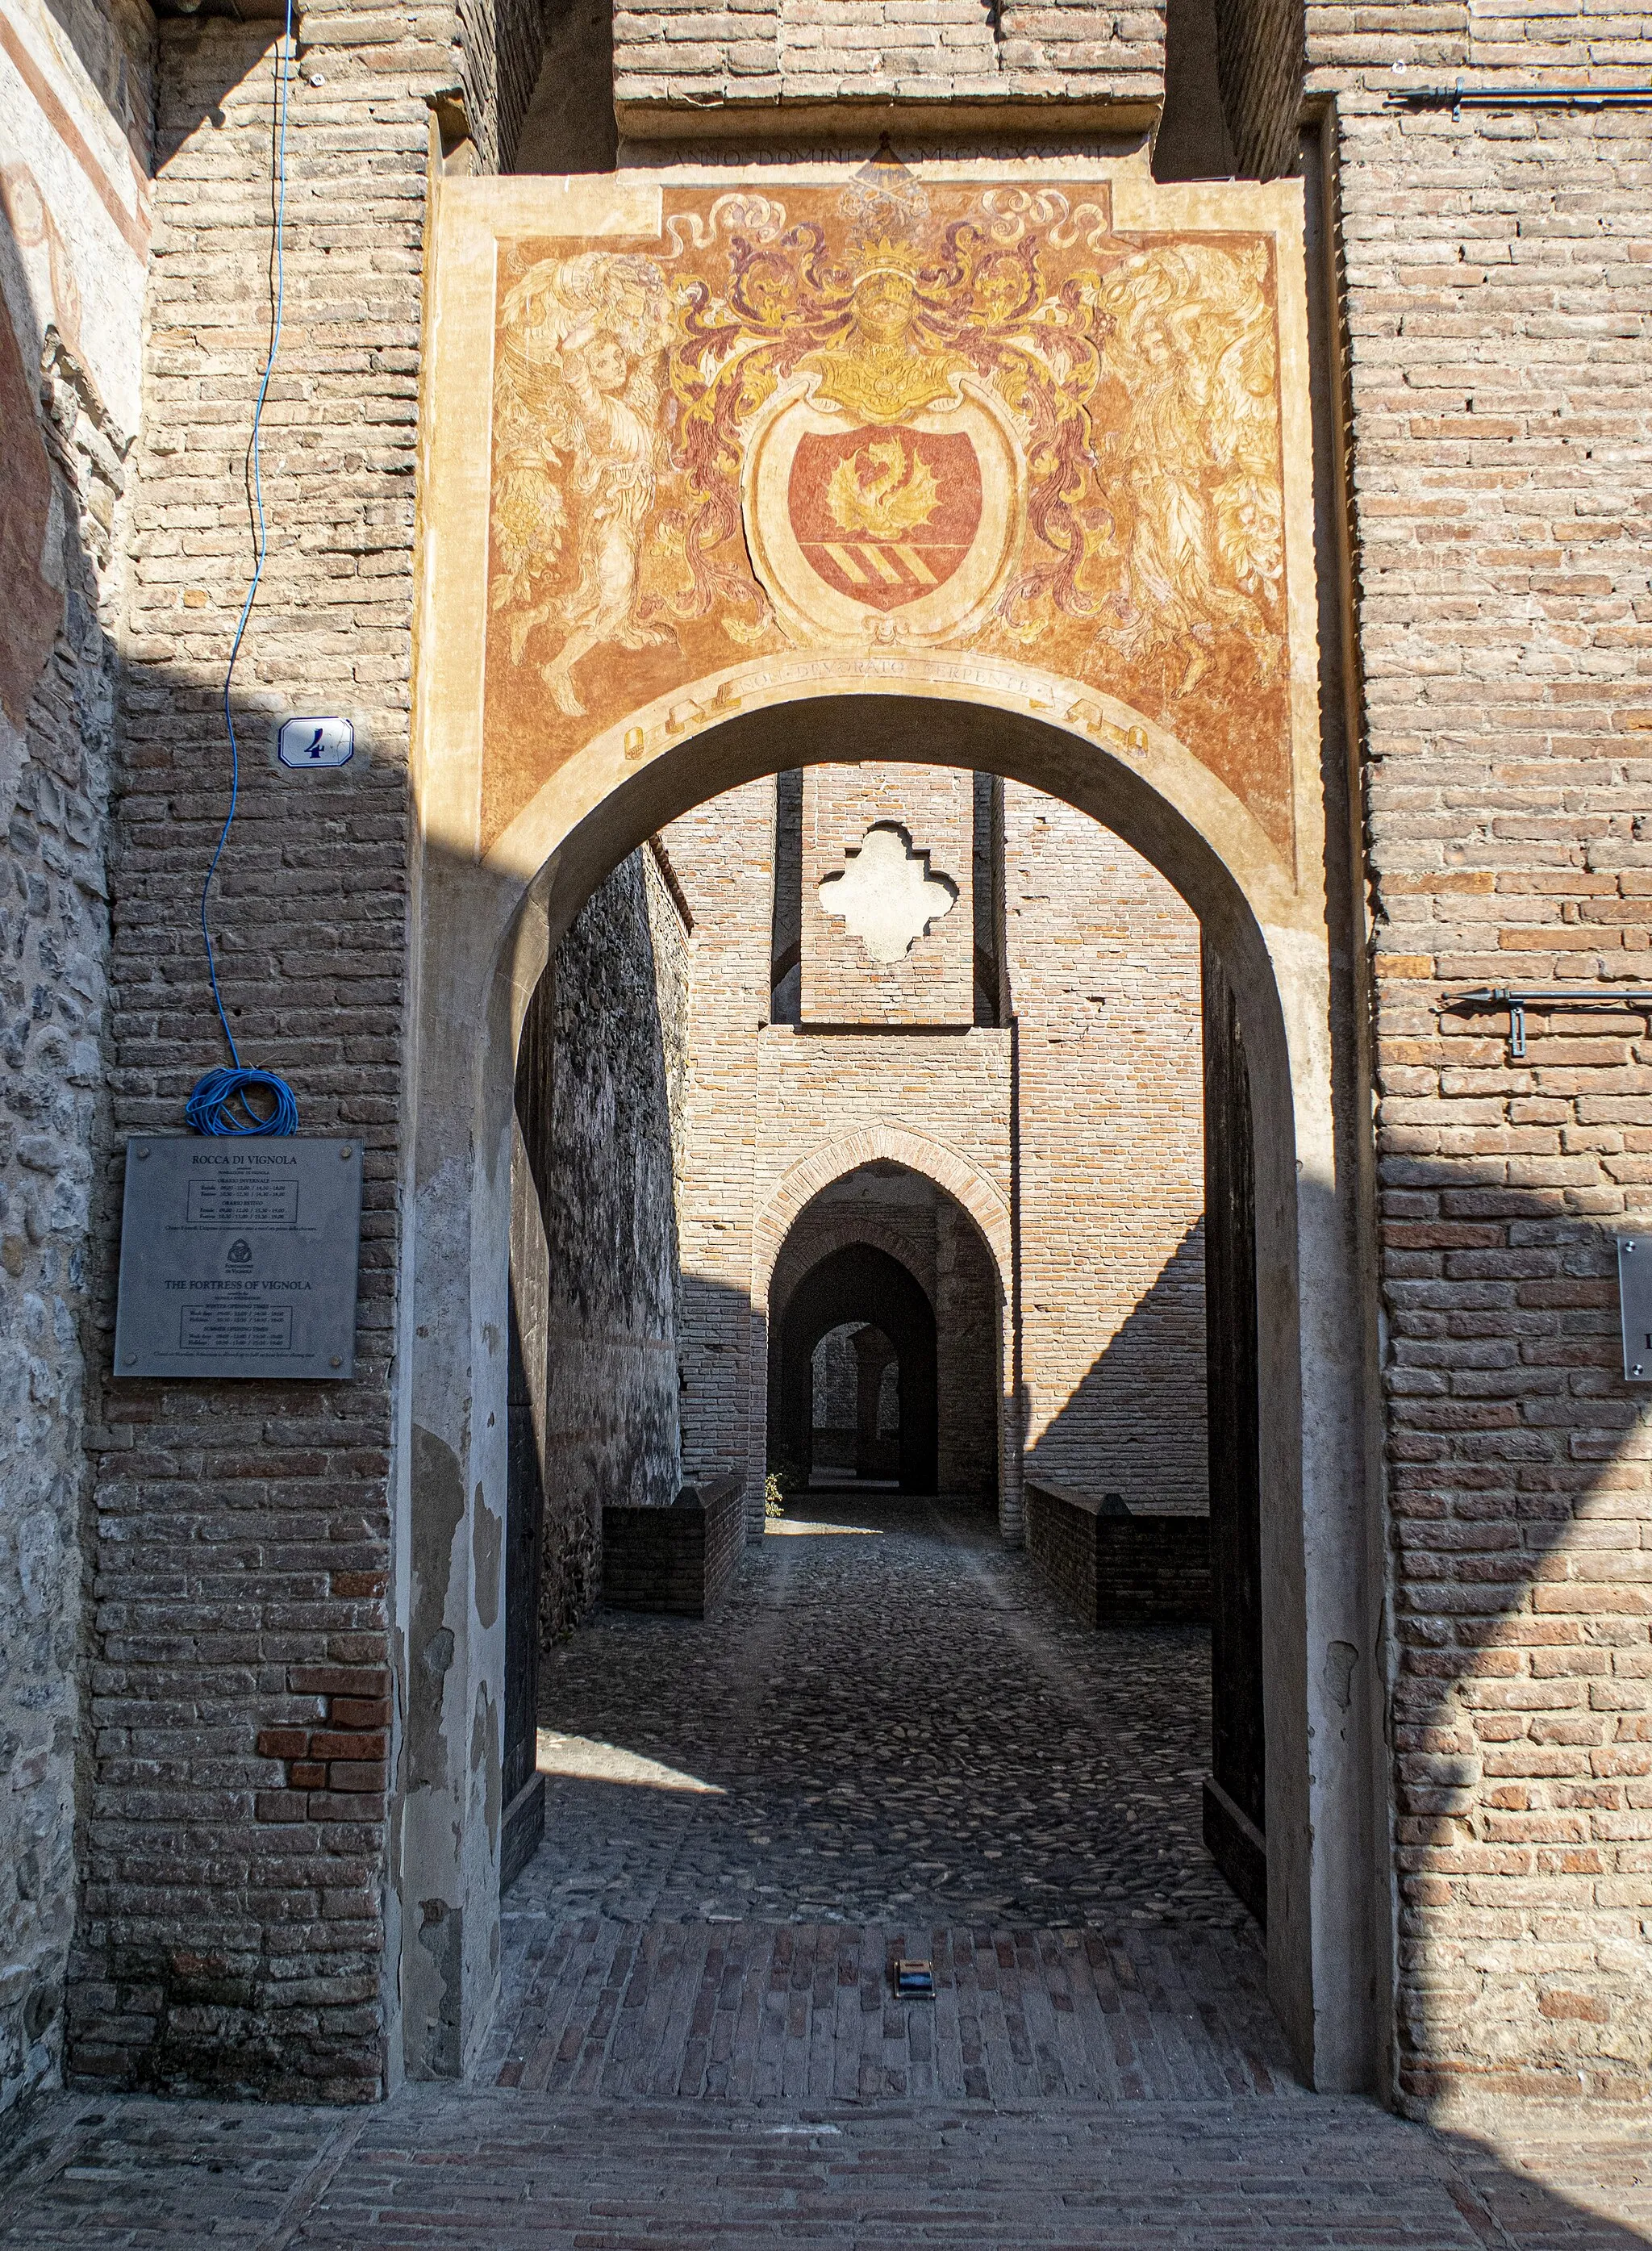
[1441,987,1652,1061]
[1391,81,1652,117]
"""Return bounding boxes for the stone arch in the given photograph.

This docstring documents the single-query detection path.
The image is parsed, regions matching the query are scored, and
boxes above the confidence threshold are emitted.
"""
[753,1128,1012,1318]
[403,677,1376,2103]
[401,147,1380,2109]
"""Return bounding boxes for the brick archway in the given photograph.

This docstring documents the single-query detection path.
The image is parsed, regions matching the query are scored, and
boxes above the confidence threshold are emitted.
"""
[761,1167,1008,1506]
[753,1127,1012,1317]
[769,1214,931,1331]
[773,1242,940,1493]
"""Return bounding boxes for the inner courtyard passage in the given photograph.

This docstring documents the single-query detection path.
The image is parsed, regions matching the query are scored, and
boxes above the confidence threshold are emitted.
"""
[488,1495,1274,2105]
[2,1510,1649,2245]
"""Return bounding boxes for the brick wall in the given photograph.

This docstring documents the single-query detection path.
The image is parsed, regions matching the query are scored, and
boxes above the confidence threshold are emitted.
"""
[602,1475,745,1617]
[1308,6,1652,2106]
[67,0,510,2100]
[1026,1481,1212,1624]
[665,774,1208,1535]
[1006,786,1208,1514]
[456,0,551,173]
[611,0,1166,129]
[0,0,155,2119]
[665,780,774,1503]
[1212,0,1301,180]
[801,763,974,1027]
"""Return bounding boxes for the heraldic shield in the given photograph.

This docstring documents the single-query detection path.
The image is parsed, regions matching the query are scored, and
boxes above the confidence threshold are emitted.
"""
[743,381,1025,649]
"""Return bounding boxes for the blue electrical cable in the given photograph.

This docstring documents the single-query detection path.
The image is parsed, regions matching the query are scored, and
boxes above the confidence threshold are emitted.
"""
[190,0,300,1139]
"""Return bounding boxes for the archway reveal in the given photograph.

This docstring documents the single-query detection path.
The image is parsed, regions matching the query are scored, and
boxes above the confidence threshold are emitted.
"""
[400,150,1381,2103]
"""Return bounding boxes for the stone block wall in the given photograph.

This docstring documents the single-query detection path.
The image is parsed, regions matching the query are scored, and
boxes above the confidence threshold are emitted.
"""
[1005,786,1208,1515]
[1307,6,1652,2107]
[0,0,155,2120]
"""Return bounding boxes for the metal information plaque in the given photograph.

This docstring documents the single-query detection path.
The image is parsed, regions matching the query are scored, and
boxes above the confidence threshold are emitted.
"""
[1618,1236,1652,1383]
[113,1138,363,1380]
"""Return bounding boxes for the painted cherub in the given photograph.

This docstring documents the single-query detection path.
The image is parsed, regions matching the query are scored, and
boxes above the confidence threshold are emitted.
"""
[1095,241,1284,694]
[491,251,671,716]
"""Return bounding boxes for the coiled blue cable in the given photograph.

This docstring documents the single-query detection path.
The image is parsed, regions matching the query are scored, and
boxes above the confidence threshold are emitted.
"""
[190,0,300,1139]
[186,1066,299,1138]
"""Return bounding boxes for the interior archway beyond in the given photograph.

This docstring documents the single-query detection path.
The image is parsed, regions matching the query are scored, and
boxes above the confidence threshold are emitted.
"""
[407,679,1375,2099]
[776,1244,939,1493]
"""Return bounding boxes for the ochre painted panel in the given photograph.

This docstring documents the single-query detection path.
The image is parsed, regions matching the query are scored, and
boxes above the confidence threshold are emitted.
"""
[479,161,1298,861]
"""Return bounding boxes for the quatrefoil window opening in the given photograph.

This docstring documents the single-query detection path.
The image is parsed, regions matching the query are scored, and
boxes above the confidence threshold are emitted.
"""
[816,823,958,964]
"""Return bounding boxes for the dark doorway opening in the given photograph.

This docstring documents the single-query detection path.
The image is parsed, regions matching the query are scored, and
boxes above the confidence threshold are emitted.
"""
[1201,934,1266,1923]
[773,1243,939,1493]
[811,1321,901,1484]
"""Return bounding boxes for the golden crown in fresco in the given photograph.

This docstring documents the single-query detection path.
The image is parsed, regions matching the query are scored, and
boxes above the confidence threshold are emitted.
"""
[845,235,925,285]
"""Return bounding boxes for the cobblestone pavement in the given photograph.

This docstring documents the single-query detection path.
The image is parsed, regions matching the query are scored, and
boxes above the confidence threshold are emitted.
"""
[523,1497,1244,1932]
[2,2086,1649,2248]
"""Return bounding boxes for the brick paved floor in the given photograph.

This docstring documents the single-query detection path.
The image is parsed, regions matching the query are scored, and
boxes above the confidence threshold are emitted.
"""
[484,1917,1299,2102]
[4,1499,1647,2245]
[2,2086,1648,2247]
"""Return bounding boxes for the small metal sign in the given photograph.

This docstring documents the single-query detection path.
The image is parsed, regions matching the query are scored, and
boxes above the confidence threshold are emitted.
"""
[277,714,354,769]
[114,1138,362,1380]
[1618,1236,1652,1382]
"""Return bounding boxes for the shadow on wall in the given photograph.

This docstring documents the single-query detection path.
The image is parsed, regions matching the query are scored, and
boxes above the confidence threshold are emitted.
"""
[59,629,1652,2119]
[0,106,144,2108]
[1026,1221,1210,1512]
[1375,1164,1652,2111]
[509,846,689,1652]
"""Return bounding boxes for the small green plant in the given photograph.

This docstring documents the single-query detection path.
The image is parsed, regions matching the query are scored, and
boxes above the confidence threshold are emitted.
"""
[764,1451,806,1517]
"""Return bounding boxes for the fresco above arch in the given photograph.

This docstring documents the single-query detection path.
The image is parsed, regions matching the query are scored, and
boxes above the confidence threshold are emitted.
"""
[464,156,1315,871]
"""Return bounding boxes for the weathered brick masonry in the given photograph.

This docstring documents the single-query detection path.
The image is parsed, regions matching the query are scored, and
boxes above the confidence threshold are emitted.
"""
[1026,1480,1212,1625]
[1005,785,1207,1515]
[6,0,1646,2121]
[67,0,543,2099]
[662,775,1207,1528]
[611,0,1166,131]
[1308,2,1652,2106]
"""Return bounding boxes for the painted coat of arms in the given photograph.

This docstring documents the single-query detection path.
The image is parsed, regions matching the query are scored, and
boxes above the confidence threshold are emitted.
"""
[484,155,1292,855]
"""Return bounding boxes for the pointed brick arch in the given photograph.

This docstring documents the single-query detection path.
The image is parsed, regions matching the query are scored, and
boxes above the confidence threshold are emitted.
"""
[751,1127,1012,1316]
[769,1215,932,1332]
